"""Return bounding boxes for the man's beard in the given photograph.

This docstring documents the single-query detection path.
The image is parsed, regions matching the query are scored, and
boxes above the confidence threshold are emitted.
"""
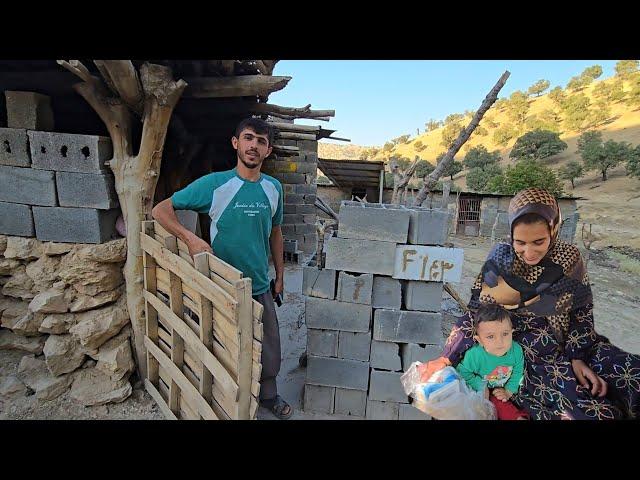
[239,152,262,170]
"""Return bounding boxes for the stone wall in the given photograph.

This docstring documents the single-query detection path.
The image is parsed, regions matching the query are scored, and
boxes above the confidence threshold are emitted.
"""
[0,235,135,406]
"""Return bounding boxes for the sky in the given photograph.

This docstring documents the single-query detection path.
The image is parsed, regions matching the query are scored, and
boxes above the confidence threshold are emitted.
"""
[269,60,620,146]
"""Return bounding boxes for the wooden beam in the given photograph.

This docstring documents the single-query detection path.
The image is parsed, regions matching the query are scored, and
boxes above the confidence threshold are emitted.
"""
[183,75,291,98]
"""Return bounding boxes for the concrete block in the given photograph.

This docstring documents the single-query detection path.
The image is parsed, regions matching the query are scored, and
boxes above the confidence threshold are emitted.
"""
[338,330,371,361]
[369,369,409,403]
[372,276,402,309]
[295,184,317,195]
[325,236,396,276]
[302,214,316,224]
[306,355,369,391]
[296,204,316,214]
[281,225,295,236]
[28,131,112,173]
[400,343,442,371]
[334,388,366,417]
[559,212,579,244]
[370,340,402,371]
[5,91,54,131]
[304,152,318,163]
[0,128,30,167]
[56,172,118,210]
[0,201,34,236]
[0,165,57,206]
[403,281,443,312]
[373,309,442,344]
[296,163,318,174]
[307,329,338,357]
[399,403,431,420]
[366,399,399,420]
[302,267,336,299]
[280,173,305,184]
[283,239,298,253]
[284,193,304,204]
[337,271,373,305]
[491,212,510,242]
[33,207,120,244]
[407,208,450,245]
[393,245,464,283]
[303,384,335,414]
[283,204,296,214]
[303,194,317,204]
[305,297,371,332]
[337,201,410,243]
[295,224,315,235]
[284,214,304,224]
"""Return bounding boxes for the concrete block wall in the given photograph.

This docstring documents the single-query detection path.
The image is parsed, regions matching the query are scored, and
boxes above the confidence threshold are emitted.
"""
[303,200,453,419]
[0,91,120,244]
[261,129,318,255]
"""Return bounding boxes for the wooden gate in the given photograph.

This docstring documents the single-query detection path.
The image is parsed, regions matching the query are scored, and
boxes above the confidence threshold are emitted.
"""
[456,196,481,236]
[140,221,263,420]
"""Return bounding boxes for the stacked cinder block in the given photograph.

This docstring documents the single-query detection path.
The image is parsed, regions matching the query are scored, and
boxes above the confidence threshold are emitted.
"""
[0,91,120,244]
[303,200,463,419]
[262,123,318,255]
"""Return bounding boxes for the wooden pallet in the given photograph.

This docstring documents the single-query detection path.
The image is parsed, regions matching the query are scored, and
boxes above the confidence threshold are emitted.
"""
[141,221,263,420]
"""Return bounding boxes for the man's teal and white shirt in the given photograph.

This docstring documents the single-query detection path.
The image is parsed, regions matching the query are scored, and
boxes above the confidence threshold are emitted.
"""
[171,168,283,295]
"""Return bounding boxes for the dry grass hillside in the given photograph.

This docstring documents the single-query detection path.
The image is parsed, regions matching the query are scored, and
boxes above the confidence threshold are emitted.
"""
[319,73,640,249]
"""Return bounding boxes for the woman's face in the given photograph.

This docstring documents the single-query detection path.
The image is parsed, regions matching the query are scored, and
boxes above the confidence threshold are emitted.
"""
[512,221,551,265]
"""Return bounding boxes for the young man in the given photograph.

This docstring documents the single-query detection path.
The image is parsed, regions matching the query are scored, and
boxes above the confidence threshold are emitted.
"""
[151,117,292,419]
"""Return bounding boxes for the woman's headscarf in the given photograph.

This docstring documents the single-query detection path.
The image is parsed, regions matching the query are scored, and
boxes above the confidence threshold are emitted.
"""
[469,188,591,343]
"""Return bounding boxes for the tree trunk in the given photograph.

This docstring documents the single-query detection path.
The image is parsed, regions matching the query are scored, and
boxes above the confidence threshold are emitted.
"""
[602,169,607,181]
[413,71,510,206]
[571,179,575,189]
[58,60,186,379]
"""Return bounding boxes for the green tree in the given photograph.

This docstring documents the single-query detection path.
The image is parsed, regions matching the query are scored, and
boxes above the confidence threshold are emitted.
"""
[509,130,568,161]
[392,134,411,145]
[414,140,426,152]
[425,119,442,131]
[627,145,640,179]
[473,125,488,136]
[567,75,591,92]
[435,153,463,180]
[582,65,603,80]
[467,164,503,192]
[494,98,509,111]
[440,122,464,148]
[615,60,639,79]
[486,159,564,196]
[395,157,412,170]
[506,91,530,126]
[415,159,435,178]
[589,99,612,127]
[562,94,591,131]
[384,171,395,188]
[559,160,584,188]
[527,79,550,97]
[463,145,501,169]
[444,113,465,125]
[493,125,518,146]
[525,109,562,133]
[577,131,632,181]
[548,86,566,106]
[382,141,394,152]
[625,76,640,108]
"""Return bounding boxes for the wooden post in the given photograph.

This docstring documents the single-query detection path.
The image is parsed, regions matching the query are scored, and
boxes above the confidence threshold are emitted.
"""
[379,169,384,204]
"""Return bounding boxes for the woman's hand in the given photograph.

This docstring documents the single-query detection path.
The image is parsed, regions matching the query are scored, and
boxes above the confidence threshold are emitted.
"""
[571,359,608,397]
[417,357,451,382]
[491,387,512,402]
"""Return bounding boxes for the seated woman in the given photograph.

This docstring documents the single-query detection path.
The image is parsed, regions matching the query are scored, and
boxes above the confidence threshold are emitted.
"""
[419,187,639,419]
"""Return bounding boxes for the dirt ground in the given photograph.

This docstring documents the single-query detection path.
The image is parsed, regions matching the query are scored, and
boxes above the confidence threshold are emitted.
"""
[2,235,638,420]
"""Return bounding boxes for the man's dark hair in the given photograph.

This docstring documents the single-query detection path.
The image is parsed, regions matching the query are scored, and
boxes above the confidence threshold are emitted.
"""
[474,303,511,327]
[235,117,274,146]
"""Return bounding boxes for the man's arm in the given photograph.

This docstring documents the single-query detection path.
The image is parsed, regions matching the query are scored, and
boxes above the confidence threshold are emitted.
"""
[151,198,212,257]
[269,225,284,297]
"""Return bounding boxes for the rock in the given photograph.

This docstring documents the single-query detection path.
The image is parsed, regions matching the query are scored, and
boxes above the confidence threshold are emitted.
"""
[43,334,86,376]
[16,355,73,401]
[0,297,28,327]
[82,359,97,369]
[43,242,73,256]
[0,234,7,255]
[2,265,35,299]
[58,252,123,296]
[25,255,61,292]
[70,285,123,313]
[0,329,46,354]
[3,237,43,260]
[0,258,21,275]
[75,239,127,263]
[69,367,132,406]
[11,311,46,336]
[38,313,77,334]
[28,288,69,314]
[69,295,129,350]
[0,375,28,400]
[92,327,134,380]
